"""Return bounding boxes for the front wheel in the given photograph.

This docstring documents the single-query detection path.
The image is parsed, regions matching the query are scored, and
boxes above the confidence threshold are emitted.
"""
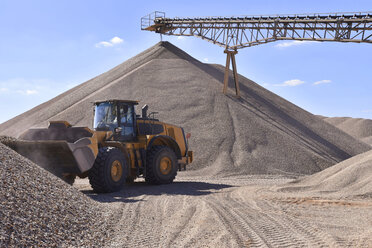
[145,146,178,184]
[88,147,127,193]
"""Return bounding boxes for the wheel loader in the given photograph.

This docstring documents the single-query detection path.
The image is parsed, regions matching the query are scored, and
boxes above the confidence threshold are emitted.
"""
[8,100,193,193]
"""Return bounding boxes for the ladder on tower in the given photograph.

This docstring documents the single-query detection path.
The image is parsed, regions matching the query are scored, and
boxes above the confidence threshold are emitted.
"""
[141,11,372,97]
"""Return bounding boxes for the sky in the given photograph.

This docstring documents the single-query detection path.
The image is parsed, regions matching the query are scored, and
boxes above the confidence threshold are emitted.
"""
[0,0,371,124]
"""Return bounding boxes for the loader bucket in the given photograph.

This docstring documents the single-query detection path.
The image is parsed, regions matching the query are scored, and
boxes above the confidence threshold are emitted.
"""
[8,122,99,176]
[9,138,97,175]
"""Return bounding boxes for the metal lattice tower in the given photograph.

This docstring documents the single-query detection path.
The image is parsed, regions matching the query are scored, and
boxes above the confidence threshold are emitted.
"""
[141,11,372,97]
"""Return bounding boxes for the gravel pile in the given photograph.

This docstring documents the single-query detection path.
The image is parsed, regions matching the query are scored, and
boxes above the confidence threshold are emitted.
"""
[0,42,370,176]
[279,149,372,198]
[362,136,372,146]
[319,116,372,146]
[0,137,112,247]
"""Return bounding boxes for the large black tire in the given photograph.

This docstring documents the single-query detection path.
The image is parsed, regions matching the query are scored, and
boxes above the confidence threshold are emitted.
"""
[145,146,178,185]
[88,147,127,193]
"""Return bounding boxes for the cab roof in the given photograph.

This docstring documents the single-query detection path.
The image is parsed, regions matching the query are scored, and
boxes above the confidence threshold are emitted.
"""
[94,99,139,105]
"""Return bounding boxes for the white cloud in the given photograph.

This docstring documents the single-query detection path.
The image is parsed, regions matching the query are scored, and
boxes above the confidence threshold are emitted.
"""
[95,41,113,47]
[203,58,209,62]
[274,79,305,87]
[275,40,316,48]
[0,87,8,93]
[16,89,39,95]
[110,36,123,44]
[313,79,331,85]
[26,89,38,95]
[0,78,61,97]
[177,36,185,40]
[95,36,124,48]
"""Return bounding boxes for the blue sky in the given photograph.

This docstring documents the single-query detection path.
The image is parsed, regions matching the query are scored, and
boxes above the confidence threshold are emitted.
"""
[0,0,371,123]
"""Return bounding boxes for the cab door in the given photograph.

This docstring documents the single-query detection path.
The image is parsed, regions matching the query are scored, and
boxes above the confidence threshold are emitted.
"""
[118,103,136,141]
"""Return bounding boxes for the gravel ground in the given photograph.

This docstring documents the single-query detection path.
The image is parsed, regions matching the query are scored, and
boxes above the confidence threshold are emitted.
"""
[74,175,372,247]
[0,137,113,247]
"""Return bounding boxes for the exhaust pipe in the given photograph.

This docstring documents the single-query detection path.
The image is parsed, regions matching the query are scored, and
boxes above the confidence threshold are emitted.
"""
[142,104,148,119]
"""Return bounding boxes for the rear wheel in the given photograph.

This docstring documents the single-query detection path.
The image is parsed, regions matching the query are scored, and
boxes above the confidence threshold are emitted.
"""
[88,147,127,193]
[145,146,178,184]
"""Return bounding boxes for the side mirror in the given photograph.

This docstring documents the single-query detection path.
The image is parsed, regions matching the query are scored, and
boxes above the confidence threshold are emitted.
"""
[114,127,123,134]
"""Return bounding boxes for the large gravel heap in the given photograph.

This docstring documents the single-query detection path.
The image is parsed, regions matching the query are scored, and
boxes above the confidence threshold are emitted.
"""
[0,42,370,176]
[0,137,112,247]
[319,116,372,146]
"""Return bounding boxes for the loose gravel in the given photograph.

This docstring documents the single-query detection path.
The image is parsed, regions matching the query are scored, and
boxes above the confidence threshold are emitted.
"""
[279,148,372,199]
[0,137,113,247]
[319,116,372,146]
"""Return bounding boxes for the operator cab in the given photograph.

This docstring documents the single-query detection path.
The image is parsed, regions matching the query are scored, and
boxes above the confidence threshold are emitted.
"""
[93,100,139,141]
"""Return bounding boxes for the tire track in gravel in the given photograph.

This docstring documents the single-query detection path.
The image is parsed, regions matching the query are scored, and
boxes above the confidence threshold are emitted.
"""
[180,199,234,248]
[256,199,338,247]
[124,196,165,248]
[105,194,148,247]
[258,192,372,247]
[105,192,167,248]
[207,196,270,247]
[243,199,328,247]
[206,188,337,248]
[162,197,198,247]
[108,193,195,247]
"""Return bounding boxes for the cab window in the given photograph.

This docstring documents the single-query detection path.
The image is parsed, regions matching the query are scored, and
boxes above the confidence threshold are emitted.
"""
[118,103,135,140]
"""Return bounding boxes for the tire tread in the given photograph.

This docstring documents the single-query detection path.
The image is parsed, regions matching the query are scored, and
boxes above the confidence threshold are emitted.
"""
[145,146,177,184]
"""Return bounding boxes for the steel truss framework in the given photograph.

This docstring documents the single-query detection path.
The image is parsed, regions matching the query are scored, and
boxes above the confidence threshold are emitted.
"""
[142,11,372,96]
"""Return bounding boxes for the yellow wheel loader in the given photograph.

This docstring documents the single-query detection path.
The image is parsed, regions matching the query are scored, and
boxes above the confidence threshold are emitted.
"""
[8,100,193,193]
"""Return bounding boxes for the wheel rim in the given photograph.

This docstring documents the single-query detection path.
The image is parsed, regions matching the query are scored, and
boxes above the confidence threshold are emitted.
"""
[159,156,172,175]
[110,160,123,182]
